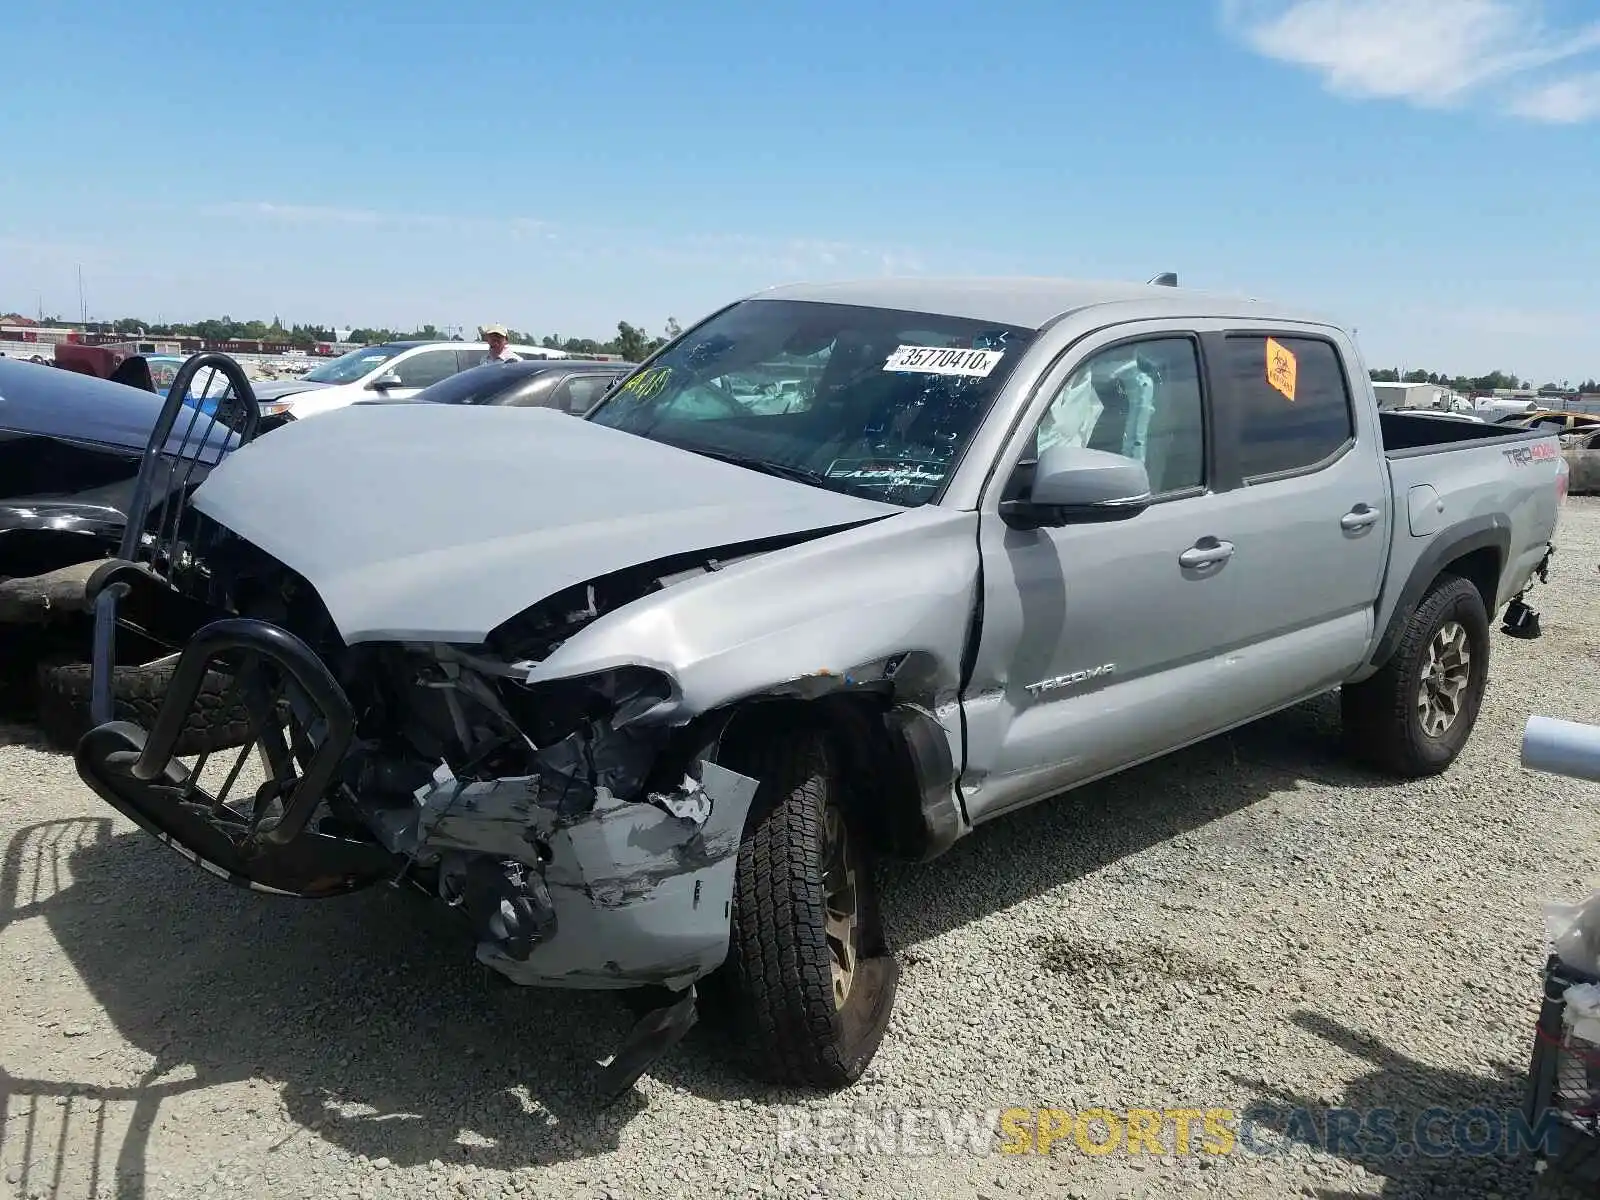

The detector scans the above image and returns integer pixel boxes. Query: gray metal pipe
[1522,715,1600,784]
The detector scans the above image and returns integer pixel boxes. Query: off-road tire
[34,658,252,758]
[703,726,899,1090]
[1341,572,1491,778]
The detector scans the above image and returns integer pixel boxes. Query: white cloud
[1508,71,1600,120]
[632,232,925,277]
[1427,303,1600,341]
[1356,301,1600,380]
[200,201,550,235]
[201,201,923,279]
[203,201,387,225]
[1224,0,1600,121]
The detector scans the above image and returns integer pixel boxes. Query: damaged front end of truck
[68,389,969,1097]
[73,518,800,1094]
[69,281,1027,1094]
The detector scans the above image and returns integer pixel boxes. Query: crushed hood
[190,403,902,644]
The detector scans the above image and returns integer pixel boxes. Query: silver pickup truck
[72,278,1569,1097]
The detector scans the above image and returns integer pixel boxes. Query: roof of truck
[748,277,1336,332]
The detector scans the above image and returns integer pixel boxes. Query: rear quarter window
[1222,335,1355,479]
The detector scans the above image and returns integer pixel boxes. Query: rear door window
[1220,335,1355,480]
[551,374,619,413]
[392,348,461,389]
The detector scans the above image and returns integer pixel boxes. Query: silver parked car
[357,358,633,413]
[73,277,1568,1097]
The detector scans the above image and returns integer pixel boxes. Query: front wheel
[704,726,899,1089]
[1341,572,1491,778]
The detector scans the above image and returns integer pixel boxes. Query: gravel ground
[3,499,1599,1200]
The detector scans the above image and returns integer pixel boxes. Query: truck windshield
[303,345,403,384]
[586,298,1036,507]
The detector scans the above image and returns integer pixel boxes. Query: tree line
[10,313,687,363]
[9,308,1598,384]
[1369,367,1600,394]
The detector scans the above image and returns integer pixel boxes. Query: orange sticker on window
[1266,338,1297,402]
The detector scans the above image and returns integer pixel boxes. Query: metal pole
[1522,716,1600,784]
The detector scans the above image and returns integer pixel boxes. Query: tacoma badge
[1025,664,1115,698]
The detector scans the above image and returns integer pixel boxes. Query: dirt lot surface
[3,499,1599,1200]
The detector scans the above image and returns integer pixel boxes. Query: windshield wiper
[686,447,834,487]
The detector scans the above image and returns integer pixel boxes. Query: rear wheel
[35,658,252,758]
[1341,573,1491,777]
[704,726,898,1089]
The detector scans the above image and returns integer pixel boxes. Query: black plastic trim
[884,703,963,861]
[1366,517,1511,670]
[1382,424,1552,461]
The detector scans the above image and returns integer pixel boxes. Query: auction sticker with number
[883,345,1005,378]
[825,458,946,488]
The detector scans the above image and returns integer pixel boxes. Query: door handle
[1341,504,1380,531]
[1179,538,1234,569]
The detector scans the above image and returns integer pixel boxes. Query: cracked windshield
[588,298,1036,506]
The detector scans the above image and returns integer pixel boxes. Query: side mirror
[1000,444,1153,530]
[370,372,403,389]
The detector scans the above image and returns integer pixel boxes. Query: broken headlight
[502,664,675,747]
[501,665,680,804]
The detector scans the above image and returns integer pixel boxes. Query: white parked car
[249,340,564,419]
[1391,408,1486,424]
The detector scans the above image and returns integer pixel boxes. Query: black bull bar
[73,352,392,897]
[74,614,397,898]
[72,611,708,1103]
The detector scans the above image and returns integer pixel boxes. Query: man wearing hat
[481,324,519,363]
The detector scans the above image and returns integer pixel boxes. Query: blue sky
[4,0,1598,380]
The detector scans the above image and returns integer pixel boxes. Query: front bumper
[398,761,760,990]
[72,614,760,992]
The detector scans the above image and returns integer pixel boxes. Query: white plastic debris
[1545,891,1600,976]
[651,775,713,825]
[1563,982,1600,1044]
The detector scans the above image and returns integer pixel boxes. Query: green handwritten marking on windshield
[621,366,672,399]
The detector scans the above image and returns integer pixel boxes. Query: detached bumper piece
[1503,545,1554,640]
[597,986,699,1104]
[74,617,396,898]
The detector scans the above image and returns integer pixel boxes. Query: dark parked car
[0,353,266,749]
[361,358,633,414]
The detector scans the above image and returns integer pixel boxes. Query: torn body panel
[510,504,980,756]
[74,604,766,992]
[482,504,982,860]
[368,759,760,989]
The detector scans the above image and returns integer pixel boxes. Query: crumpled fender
[521,504,980,737]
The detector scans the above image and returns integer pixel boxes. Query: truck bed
[1366,411,1564,673]
[1378,409,1539,456]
